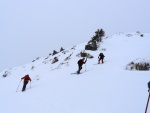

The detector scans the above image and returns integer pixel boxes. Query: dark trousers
[22,81,28,91]
[77,65,82,73]
[98,58,104,64]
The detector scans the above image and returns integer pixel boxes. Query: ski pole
[145,91,150,113]
[145,82,150,113]
[30,81,31,89]
[85,57,87,71]
[16,80,22,92]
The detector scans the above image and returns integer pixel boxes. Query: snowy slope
[0,32,150,113]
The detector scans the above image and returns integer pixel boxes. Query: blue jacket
[148,81,150,89]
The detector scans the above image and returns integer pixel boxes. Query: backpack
[78,59,83,65]
[99,53,103,56]
[24,75,29,81]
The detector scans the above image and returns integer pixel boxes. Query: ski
[71,72,82,74]
[93,63,99,65]
[71,73,78,74]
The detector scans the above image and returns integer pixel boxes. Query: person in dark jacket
[148,81,150,92]
[77,58,87,74]
[98,53,105,64]
[21,74,31,92]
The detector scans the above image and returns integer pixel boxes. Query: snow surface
[0,32,150,113]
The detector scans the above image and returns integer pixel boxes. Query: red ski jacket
[21,75,31,82]
[78,59,86,66]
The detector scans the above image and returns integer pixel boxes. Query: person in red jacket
[77,58,87,74]
[21,74,31,92]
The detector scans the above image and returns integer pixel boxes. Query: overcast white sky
[0,0,150,71]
